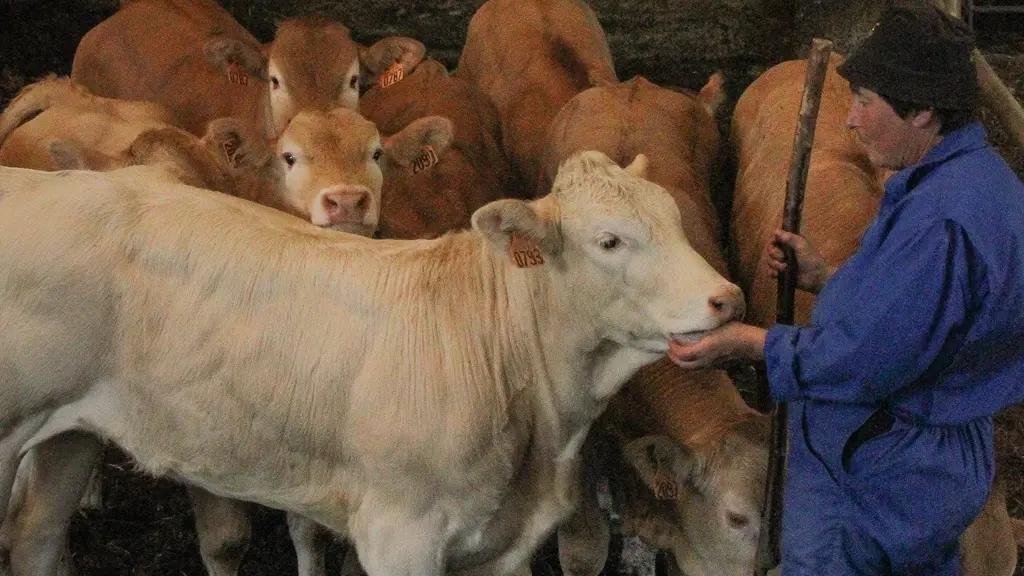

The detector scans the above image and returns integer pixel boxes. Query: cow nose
[315,186,371,226]
[709,284,746,322]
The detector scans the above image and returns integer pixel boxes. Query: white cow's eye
[282,152,296,167]
[372,148,383,163]
[271,76,280,90]
[598,234,621,251]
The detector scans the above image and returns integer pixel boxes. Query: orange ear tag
[509,234,545,268]
[226,63,250,86]
[411,145,439,174]
[653,468,679,500]
[378,61,405,88]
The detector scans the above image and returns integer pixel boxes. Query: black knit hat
[837,0,977,110]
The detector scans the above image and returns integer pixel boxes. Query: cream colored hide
[536,73,768,576]
[456,0,618,194]
[724,56,1017,576]
[0,150,741,576]
[71,0,425,139]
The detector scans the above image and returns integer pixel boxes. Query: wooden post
[974,50,1024,152]
[755,37,833,576]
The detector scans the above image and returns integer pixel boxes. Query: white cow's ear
[621,435,698,500]
[383,116,453,168]
[472,198,562,260]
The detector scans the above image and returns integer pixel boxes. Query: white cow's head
[473,150,743,354]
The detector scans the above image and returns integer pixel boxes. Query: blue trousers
[780,402,993,575]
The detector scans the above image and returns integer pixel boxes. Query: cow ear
[382,115,453,168]
[202,117,270,172]
[472,197,562,262]
[47,140,88,171]
[624,153,649,179]
[698,71,726,117]
[203,37,268,81]
[129,127,235,194]
[621,435,698,500]
[360,36,426,85]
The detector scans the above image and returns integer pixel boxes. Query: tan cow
[0,150,742,576]
[71,0,426,139]
[456,0,618,195]
[0,76,456,236]
[360,58,520,239]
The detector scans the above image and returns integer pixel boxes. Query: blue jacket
[765,120,1024,472]
[763,121,1024,572]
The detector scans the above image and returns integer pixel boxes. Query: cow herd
[0,1,1018,575]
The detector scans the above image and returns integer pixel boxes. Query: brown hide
[729,54,886,328]
[70,0,361,140]
[541,75,726,275]
[0,76,234,195]
[456,0,617,195]
[359,59,516,239]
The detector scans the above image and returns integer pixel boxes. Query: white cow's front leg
[189,487,251,576]
[8,431,101,576]
[287,512,327,576]
[352,501,446,576]
[0,414,49,528]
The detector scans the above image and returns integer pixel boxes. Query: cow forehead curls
[285,108,380,156]
[270,19,360,76]
[552,151,682,235]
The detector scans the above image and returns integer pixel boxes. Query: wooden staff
[974,49,1024,152]
[755,37,833,576]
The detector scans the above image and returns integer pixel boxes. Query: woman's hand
[765,229,835,295]
[668,321,766,370]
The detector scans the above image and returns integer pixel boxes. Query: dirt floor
[0,1,1023,575]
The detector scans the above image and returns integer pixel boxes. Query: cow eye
[372,148,383,163]
[349,75,359,89]
[598,234,621,251]
[282,152,296,167]
[271,76,280,90]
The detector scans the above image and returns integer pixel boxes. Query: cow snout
[709,284,745,322]
[312,186,376,236]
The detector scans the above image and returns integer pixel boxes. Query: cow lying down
[0,150,742,575]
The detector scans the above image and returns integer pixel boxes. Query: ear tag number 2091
[412,146,439,174]
[509,234,545,268]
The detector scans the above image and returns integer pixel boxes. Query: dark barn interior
[1,0,1023,574]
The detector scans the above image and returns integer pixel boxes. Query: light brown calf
[456,0,617,194]
[71,0,425,139]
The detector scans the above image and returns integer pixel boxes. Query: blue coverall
[764,122,1024,574]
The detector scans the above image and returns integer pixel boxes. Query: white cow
[0,150,742,576]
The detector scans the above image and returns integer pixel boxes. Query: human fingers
[668,339,711,369]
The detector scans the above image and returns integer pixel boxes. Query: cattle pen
[1,0,1023,574]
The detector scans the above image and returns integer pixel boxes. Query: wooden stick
[754,37,833,576]
[974,49,1024,152]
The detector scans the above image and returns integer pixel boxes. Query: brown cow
[728,54,886,328]
[456,0,618,195]
[71,0,426,139]
[360,58,519,239]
